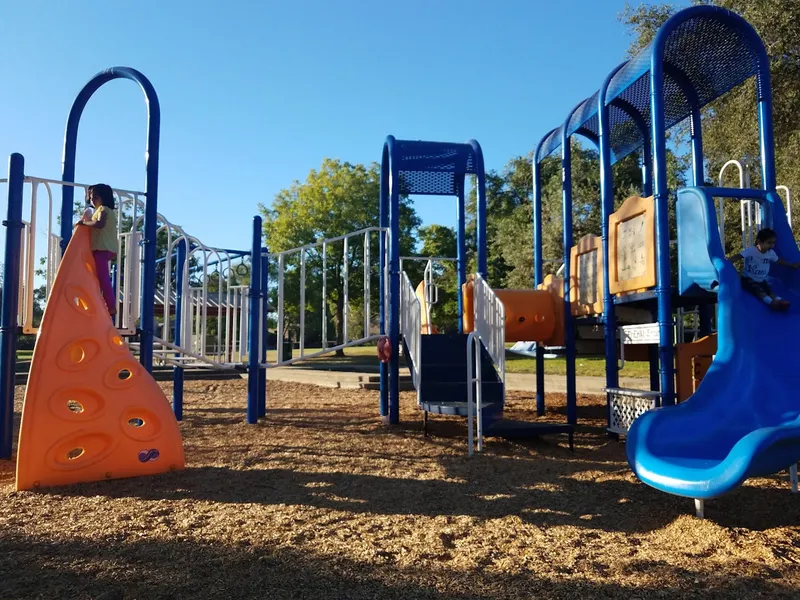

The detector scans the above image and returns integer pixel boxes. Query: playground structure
[529,4,799,515]
[0,67,392,488]
[0,5,797,514]
[378,137,574,448]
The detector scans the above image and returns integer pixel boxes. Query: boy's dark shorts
[741,275,772,297]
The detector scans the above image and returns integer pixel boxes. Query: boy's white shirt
[741,246,778,282]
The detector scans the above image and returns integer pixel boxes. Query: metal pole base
[694,498,704,519]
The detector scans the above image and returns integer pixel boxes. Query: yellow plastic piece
[415,280,437,334]
[608,195,656,295]
[570,233,604,316]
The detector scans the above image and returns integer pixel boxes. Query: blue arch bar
[60,67,161,375]
[380,136,487,425]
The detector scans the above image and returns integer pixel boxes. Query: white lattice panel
[607,388,659,435]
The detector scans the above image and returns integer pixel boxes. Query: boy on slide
[726,228,800,311]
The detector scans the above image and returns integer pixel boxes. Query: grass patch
[504,353,650,378]
[279,345,650,379]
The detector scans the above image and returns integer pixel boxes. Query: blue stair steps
[403,332,574,448]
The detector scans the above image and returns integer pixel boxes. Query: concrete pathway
[265,365,650,394]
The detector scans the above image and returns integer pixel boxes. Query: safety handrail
[466,330,484,456]
[718,159,746,243]
[777,185,792,231]
[400,271,422,403]
[271,227,388,365]
[473,273,505,400]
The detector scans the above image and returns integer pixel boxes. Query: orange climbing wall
[15,226,185,491]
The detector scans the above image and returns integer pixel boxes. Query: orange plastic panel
[415,280,437,334]
[462,277,557,343]
[462,277,475,333]
[570,233,603,316]
[496,289,555,342]
[608,195,656,295]
[675,333,717,402]
[536,274,565,347]
[15,226,185,491]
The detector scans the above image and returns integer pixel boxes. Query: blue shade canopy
[391,139,480,196]
[536,6,766,166]
[535,126,564,163]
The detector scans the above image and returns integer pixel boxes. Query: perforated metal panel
[393,140,479,196]
[567,92,600,141]
[607,101,646,162]
[397,170,457,196]
[601,10,762,164]
[536,126,564,162]
[608,389,659,435]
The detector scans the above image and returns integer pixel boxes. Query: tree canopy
[620,0,800,250]
[259,159,422,349]
[257,0,799,341]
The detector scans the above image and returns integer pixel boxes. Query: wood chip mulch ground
[1,379,799,599]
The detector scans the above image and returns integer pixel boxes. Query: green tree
[416,224,460,332]
[481,146,654,289]
[620,0,800,251]
[260,158,421,355]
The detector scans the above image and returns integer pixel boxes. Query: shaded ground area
[1,380,798,599]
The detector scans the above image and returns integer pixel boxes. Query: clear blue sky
[0,0,683,256]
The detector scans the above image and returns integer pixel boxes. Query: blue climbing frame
[0,67,164,458]
[60,67,162,376]
[532,5,778,417]
[379,136,487,425]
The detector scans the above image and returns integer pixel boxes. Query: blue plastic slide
[626,186,800,500]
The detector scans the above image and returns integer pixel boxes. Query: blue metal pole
[561,114,579,425]
[756,38,777,223]
[642,141,653,196]
[650,48,675,406]
[689,107,704,186]
[259,252,268,418]
[470,140,488,278]
[388,144,401,425]
[60,67,160,375]
[172,238,186,421]
[0,154,25,459]
[456,183,466,333]
[379,139,391,420]
[532,134,551,417]
[686,104,713,335]
[247,216,262,424]
[599,65,625,428]
[648,114,660,388]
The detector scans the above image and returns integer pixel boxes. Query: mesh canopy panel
[394,140,479,196]
[546,9,763,165]
[568,92,601,144]
[536,126,564,163]
[603,10,761,163]
[607,101,647,160]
